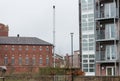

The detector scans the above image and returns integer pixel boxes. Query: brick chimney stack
[0,23,9,36]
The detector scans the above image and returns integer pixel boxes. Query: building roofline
[0,36,53,46]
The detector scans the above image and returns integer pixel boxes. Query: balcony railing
[96,51,106,61]
[96,30,105,40]
[96,11,117,19]
[96,51,117,62]
[96,4,118,19]
[96,30,117,41]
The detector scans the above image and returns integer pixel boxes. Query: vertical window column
[11,56,15,65]
[4,56,8,65]
[25,57,29,65]
[19,57,22,65]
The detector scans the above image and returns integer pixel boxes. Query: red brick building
[64,50,81,69]
[55,54,64,68]
[0,23,53,74]
[0,23,9,37]
[73,50,81,68]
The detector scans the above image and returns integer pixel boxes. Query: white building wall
[81,0,95,76]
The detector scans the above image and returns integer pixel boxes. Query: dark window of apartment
[89,69,94,72]
[19,45,22,51]
[82,35,88,38]
[19,57,22,65]
[46,56,49,65]
[46,46,49,51]
[40,46,42,51]
[4,57,8,65]
[88,14,94,18]
[12,45,15,51]
[89,55,94,58]
[83,64,88,68]
[33,46,36,51]
[32,57,36,65]
[89,64,94,68]
[82,14,87,18]
[26,46,29,51]
[83,55,88,58]
[83,69,88,72]
[25,57,29,65]
[89,47,94,51]
[11,57,15,65]
[83,60,88,63]
[5,45,8,50]
[39,57,42,64]
[89,60,94,63]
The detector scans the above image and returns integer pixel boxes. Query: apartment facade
[80,0,95,75]
[95,0,120,76]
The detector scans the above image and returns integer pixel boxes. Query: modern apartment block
[80,0,95,75]
[95,0,120,76]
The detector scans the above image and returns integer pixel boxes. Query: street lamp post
[70,33,74,81]
[53,5,56,68]
[53,5,56,81]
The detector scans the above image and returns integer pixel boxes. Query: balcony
[96,2,118,20]
[96,30,118,42]
[96,11,118,20]
[96,51,118,63]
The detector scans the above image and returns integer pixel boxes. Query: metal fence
[3,75,71,81]
[1,75,120,81]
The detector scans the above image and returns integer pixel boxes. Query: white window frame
[106,66,115,76]
[106,45,116,60]
[104,3,116,18]
[105,24,115,39]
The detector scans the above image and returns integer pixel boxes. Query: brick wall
[74,76,120,81]
[0,23,8,36]
[0,44,53,73]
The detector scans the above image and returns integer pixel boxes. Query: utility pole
[78,0,82,70]
[53,5,56,68]
[53,5,56,81]
[70,33,74,81]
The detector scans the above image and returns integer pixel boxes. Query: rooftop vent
[17,34,20,37]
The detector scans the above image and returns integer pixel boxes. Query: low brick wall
[4,75,120,81]
[74,76,120,81]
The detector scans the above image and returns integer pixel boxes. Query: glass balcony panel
[96,30,105,40]
[96,2,116,19]
[96,45,117,62]
[96,51,106,61]
[96,23,117,40]
[96,51,116,61]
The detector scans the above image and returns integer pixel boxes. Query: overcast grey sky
[0,0,79,56]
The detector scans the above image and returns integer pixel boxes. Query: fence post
[3,77,5,81]
[0,77,5,81]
